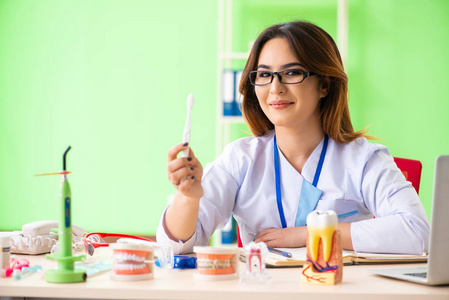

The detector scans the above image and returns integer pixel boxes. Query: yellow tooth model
[300,210,343,286]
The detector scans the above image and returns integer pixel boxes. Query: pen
[268,248,292,258]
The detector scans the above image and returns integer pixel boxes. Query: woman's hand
[255,227,307,248]
[165,143,204,242]
[255,224,354,250]
[167,143,204,201]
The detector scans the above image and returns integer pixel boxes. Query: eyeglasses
[82,232,155,256]
[249,68,318,86]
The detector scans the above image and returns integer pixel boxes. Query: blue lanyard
[274,134,329,228]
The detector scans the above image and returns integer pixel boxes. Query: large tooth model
[300,210,343,285]
[307,210,338,262]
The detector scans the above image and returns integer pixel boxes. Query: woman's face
[254,37,327,131]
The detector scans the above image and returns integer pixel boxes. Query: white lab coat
[157,130,430,255]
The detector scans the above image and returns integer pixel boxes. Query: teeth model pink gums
[110,243,154,281]
[193,246,239,280]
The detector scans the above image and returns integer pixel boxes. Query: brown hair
[240,21,368,143]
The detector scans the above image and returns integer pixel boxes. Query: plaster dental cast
[157,21,430,255]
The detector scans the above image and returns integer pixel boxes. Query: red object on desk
[237,225,243,248]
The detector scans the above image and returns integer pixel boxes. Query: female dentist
[157,21,430,255]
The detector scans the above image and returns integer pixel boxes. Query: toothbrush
[181,94,194,158]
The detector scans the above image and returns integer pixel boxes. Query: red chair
[236,157,423,247]
[393,157,422,195]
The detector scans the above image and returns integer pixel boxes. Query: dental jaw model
[300,210,343,285]
[193,246,239,280]
[110,242,154,281]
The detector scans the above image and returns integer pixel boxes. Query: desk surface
[1,252,449,300]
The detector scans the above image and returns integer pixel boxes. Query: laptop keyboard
[405,272,427,279]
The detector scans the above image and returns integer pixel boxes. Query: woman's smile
[269,100,294,110]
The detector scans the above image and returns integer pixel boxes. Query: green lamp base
[45,268,87,283]
[45,253,87,283]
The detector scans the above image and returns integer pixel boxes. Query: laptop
[370,155,449,285]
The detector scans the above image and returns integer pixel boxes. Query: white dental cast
[113,253,146,263]
[306,210,338,262]
[114,263,148,270]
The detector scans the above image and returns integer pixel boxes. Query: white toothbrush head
[187,93,194,111]
[182,94,194,157]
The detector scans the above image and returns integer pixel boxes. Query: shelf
[219,116,244,123]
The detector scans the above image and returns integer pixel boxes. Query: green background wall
[1,0,448,236]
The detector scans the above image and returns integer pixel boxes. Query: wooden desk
[1,252,448,300]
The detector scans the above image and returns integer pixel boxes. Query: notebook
[370,155,449,285]
[239,247,427,268]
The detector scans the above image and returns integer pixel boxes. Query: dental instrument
[43,146,87,283]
